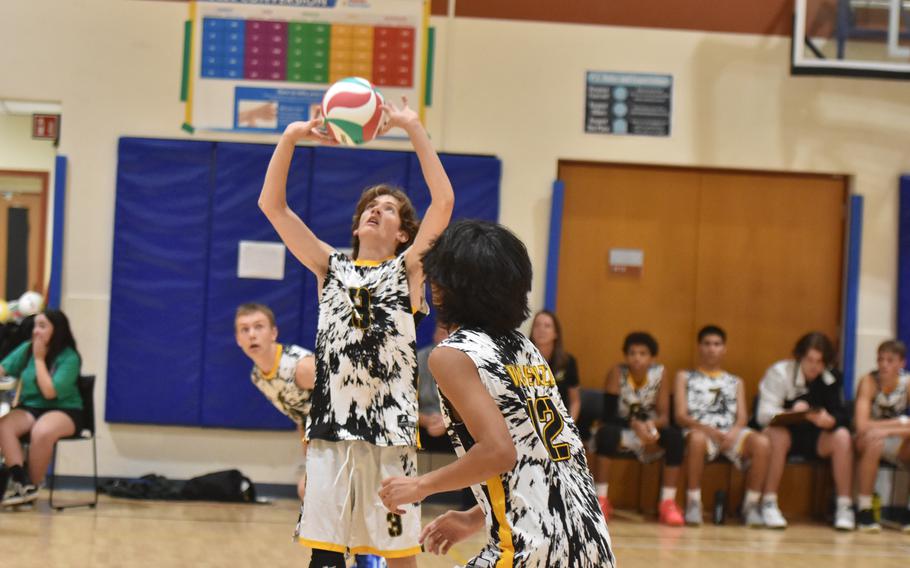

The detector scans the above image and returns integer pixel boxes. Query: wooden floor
[1,492,909,567]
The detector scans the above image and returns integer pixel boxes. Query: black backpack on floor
[180,469,256,503]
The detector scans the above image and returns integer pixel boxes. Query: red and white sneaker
[598,495,613,520]
[659,498,685,526]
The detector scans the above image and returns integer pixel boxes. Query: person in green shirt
[0,309,82,506]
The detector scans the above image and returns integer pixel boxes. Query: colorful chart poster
[585,72,672,137]
[185,0,427,136]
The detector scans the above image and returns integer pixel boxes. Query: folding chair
[47,374,98,510]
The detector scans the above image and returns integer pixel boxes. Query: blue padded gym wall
[107,138,500,429]
[899,176,910,354]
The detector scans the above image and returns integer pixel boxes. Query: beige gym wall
[0,0,907,483]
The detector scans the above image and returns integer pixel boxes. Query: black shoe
[2,482,38,506]
[896,508,910,533]
[856,508,881,533]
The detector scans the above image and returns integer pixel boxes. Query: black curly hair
[422,220,531,336]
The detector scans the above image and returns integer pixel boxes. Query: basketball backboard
[792,0,910,79]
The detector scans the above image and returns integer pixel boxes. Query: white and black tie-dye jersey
[306,252,418,447]
[684,369,741,431]
[618,363,663,423]
[250,344,313,426]
[439,328,614,568]
[871,370,910,419]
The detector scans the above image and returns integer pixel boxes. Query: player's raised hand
[379,475,426,515]
[379,95,419,135]
[419,509,482,555]
[282,109,336,144]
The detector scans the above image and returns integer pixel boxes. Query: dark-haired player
[379,220,613,567]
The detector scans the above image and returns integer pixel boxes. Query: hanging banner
[183,0,428,135]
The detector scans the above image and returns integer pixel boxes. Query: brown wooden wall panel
[455,0,797,36]
[693,171,846,400]
[557,162,846,405]
[556,162,701,391]
[431,0,448,16]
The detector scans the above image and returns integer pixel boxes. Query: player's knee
[750,432,770,456]
[832,427,851,448]
[595,425,622,456]
[767,427,791,450]
[686,430,707,450]
[309,549,346,568]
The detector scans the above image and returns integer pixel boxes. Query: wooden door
[694,170,845,398]
[556,163,701,390]
[557,162,845,397]
[0,172,48,299]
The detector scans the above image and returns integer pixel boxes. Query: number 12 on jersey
[525,396,571,461]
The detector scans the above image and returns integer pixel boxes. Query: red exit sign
[32,114,60,140]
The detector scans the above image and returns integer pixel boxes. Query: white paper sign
[237,241,286,280]
[609,248,644,275]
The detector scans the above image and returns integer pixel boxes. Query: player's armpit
[295,354,316,391]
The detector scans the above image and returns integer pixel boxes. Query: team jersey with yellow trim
[684,369,741,431]
[618,363,663,422]
[439,329,614,568]
[870,370,910,419]
[306,251,419,447]
[250,343,313,425]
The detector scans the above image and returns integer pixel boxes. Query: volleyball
[321,77,385,146]
[17,291,43,317]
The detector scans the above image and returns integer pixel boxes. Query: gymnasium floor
[1,493,908,568]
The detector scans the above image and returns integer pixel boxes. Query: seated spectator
[675,325,771,527]
[529,310,580,422]
[756,331,854,531]
[0,310,82,506]
[594,332,684,526]
[853,339,910,532]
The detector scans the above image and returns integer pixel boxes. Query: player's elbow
[258,197,277,216]
[492,439,517,473]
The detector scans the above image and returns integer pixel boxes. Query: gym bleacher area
[577,387,910,524]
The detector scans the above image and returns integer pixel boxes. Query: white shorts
[620,428,665,463]
[882,435,909,465]
[700,428,753,470]
[297,439,421,559]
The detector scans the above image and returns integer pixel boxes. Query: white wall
[0,113,56,173]
[0,113,58,295]
[1,1,907,482]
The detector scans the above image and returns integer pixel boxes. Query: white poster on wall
[238,241,286,280]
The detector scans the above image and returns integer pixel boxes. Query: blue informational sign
[585,71,672,137]
[233,86,325,132]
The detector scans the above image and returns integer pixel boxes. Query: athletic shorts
[620,428,665,463]
[297,439,421,559]
[700,428,753,470]
[18,406,83,432]
[786,422,822,459]
[882,435,908,465]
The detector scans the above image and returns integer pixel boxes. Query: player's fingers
[424,530,442,554]
[400,95,409,108]
[440,539,454,555]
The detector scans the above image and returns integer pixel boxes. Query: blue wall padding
[107,139,215,425]
[107,139,501,429]
[899,176,910,354]
[199,144,312,429]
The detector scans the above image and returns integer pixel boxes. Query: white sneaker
[834,503,855,531]
[743,502,764,527]
[2,482,38,506]
[685,501,703,526]
[761,501,788,529]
